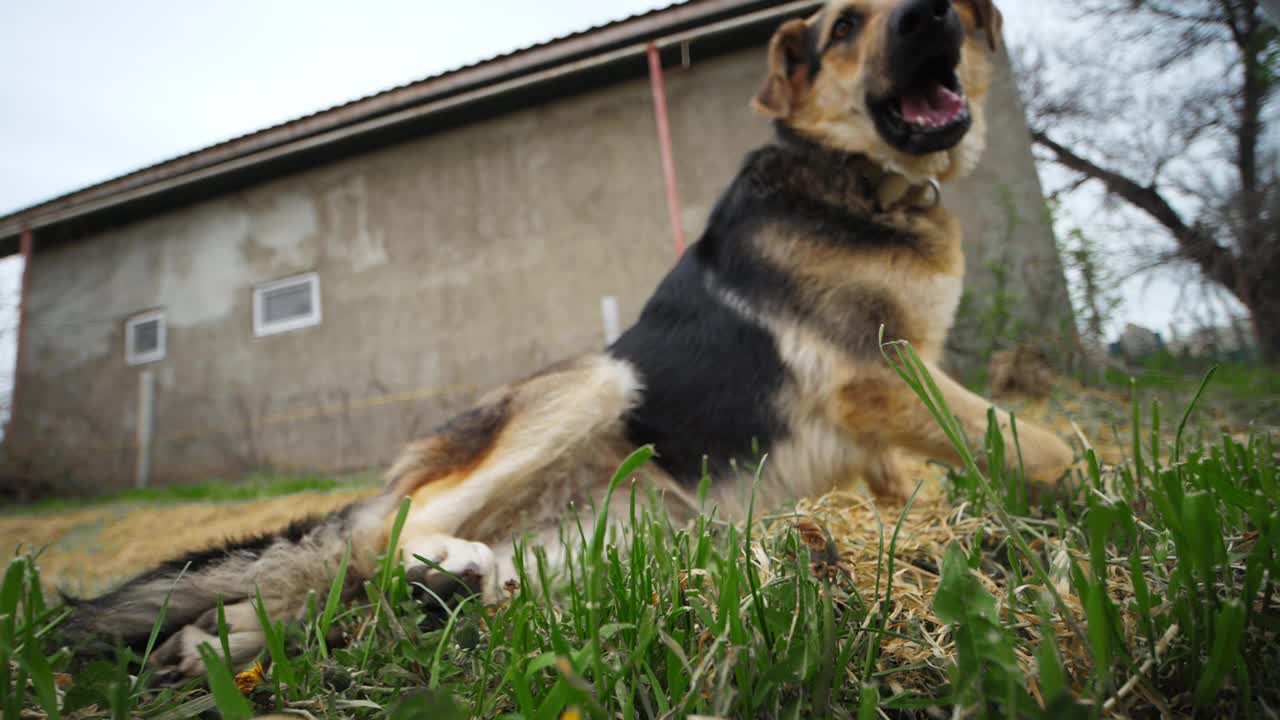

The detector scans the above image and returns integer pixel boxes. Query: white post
[136,369,154,488]
[601,296,622,345]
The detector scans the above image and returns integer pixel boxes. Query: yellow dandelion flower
[234,661,266,695]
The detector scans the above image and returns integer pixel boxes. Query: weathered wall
[10,43,1071,491]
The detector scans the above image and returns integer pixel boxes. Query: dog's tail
[60,493,395,658]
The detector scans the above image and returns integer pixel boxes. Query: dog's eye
[829,15,858,42]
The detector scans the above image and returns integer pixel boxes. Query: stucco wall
[10,44,1071,490]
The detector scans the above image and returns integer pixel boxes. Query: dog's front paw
[1012,427,1078,502]
[861,451,911,503]
[148,625,215,684]
[403,536,499,611]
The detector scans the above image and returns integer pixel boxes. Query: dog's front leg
[401,532,505,608]
[399,522,613,610]
[836,362,1074,495]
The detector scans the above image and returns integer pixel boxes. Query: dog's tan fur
[68,0,1073,679]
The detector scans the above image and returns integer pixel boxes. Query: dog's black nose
[891,0,956,42]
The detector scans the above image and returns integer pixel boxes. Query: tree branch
[1031,129,1242,296]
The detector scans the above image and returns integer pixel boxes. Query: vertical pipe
[8,227,33,437]
[647,42,687,256]
[601,295,622,344]
[136,369,154,488]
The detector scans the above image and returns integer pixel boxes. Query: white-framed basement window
[125,310,166,366]
[254,272,322,337]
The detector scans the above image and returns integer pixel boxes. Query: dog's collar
[857,162,942,213]
[771,124,943,213]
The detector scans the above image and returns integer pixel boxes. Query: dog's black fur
[608,139,913,483]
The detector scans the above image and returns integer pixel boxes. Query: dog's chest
[891,268,965,360]
[864,211,967,359]
[757,265,964,497]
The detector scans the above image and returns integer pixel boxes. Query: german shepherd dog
[64,0,1073,679]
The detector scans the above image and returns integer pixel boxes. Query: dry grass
[789,489,1088,699]
[0,488,374,597]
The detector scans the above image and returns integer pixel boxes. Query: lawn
[2,351,1277,718]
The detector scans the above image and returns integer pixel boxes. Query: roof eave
[0,0,820,250]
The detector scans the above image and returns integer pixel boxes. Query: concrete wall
[10,44,1072,491]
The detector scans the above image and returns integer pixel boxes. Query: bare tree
[1018,0,1279,362]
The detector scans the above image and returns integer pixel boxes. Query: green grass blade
[587,446,654,695]
[379,496,412,593]
[318,541,352,659]
[1195,599,1246,704]
[22,632,61,720]
[253,586,295,693]
[0,558,23,720]
[133,561,191,692]
[429,595,473,690]
[1174,366,1218,463]
[197,643,254,720]
[742,456,775,654]
[1131,378,1144,487]
[215,595,232,669]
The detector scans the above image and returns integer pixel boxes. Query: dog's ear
[751,19,812,118]
[957,0,1003,51]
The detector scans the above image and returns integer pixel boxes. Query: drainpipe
[646,42,687,257]
[8,227,32,438]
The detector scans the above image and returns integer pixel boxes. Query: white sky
[0,1,1199,385]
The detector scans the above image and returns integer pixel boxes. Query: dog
[63,0,1073,680]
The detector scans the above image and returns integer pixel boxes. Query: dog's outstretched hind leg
[148,600,264,683]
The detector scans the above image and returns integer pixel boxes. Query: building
[1111,323,1165,363]
[0,0,1074,491]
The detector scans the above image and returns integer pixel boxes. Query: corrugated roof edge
[0,0,790,241]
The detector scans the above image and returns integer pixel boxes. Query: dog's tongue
[900,83,965,127]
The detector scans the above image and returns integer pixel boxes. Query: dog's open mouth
[869,54,972,155]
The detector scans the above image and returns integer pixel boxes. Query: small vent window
[126,311,166,365]
[254,272,321,337]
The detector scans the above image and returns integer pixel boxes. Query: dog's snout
[891,0,957,41]
[885,0,964,90]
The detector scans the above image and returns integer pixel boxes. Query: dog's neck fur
[770,123,941,213]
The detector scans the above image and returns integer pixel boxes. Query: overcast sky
[0,1,1191,376]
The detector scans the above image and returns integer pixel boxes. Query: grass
[1101,351,1280,428]
[3,472,379,516]
[3,350,1279,718]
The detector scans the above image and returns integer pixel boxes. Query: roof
[0,0,821,254]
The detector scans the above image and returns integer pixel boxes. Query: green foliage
[1106,350,1280,395]
[934,542,1046,715]
[1059,225,1122,350]
[1102,350,1280,428]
